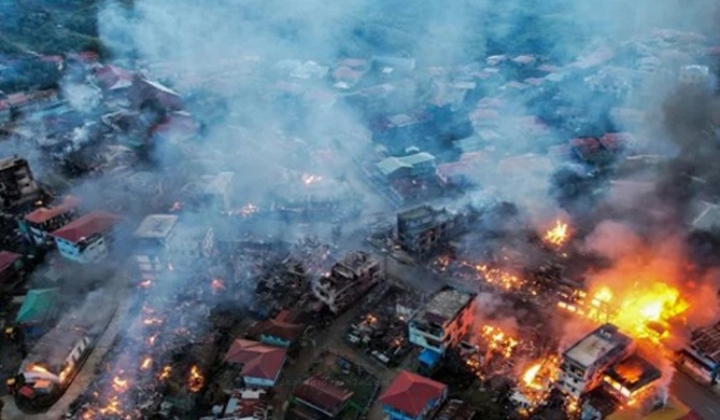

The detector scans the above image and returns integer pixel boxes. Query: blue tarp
[419,348,442,367]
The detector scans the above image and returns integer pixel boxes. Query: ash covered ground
[0,1,719,420]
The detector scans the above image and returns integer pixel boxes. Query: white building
[199,171,235,213]
[558,324,633,399]
[408,288,475,356]
[133,214,179,281]
[165,219,214,262]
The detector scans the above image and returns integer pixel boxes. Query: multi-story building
[132,214,179,281]
[19,196,80,247]
[51,211,120,263]
[678,321,720,385]
[397,205,466,257]
[558,324,633,400]
[313,251,382,314]
[164,218,214,265]
[0,156,41,210]
[408,288,475,359]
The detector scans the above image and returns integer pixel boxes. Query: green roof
[15,288,59,324]
[376,152,436,176]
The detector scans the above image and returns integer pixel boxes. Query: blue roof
[419,348,442,367]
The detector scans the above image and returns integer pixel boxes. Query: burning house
[19,195,80,247]
[51,211,121,264]
[10,289,117,408]
[558,324,634,400]
[0,156,41,211]
[408,288,476,365]
[132,214,179,282]
[601,354,664,409]
[313,251,382,314]
[397,205,467,258]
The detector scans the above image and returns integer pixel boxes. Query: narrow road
[672,370,720,420]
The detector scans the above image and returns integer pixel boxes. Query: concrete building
[379,370,447,420]
[313,251,383,314]
[164,218,214,264]
[678,321,720,385]
[408,288,475,360]
[0,156,41,210]
[397,205,465,257]
[376,152,437,180]
[132,214,179,281]
[20,196,80,247]
[51,211,120,263]
[558,324,633,400]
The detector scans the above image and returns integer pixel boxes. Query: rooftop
[379,370,447,417]
[293,376,354,415]
[688,321,720,364]
[51,211,120,244]
[202,171,235,194]
[376,152,436,177]
[564,324,632,369]
[605,354,661,393]
[415,288,474,325]
[224,338,287,380]
[24,196,80,225]
[0,250,21,274]
[133,214,179,239]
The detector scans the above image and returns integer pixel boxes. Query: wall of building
[244,376,276,388]
[56,236,108,263]
[260,335,291,348]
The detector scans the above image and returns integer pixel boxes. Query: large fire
[112,375,129,393]
[560,281,690,343]
[474,264,526,292]
[479,324,519,359]
[512,356,562,416]
[544,220,569,247]
[28,364,51,375]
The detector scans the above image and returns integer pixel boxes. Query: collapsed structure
[313,251,383,313]
[0,156,40,210]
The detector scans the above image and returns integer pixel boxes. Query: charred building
[558,324,634,400]
[397,205,467,258]
[0,156,41,211]
[133,214,179,281]
[408,288,475,360]
[678,322,720,385]
[313,251,382,314]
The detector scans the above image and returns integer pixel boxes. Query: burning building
[0,156,41,210]
[313,251,382,314]
[408,288,475,364]
[10,289,117,408]
[19,195,80,247]
[558,324,634,400]
[51,211,121,263]
[601,354,664,409]
[397,205,468,258]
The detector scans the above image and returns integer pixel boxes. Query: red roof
[51,211,120,243]
[261,319,305,342]
[7,92,31,107]
[599,132,634,152]
[224,339,286,380]
[293,376,354,414]
[0,251,21,274]
[379,370,447,417]
[0,100,9,111]
[25,196,80,225]
[333,66,364,82]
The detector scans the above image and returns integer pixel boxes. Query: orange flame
[158,365,172,381]
[29,364,51,374]
[99,396,123,416]
[188,365,204,392]
[148,334,158,346]
[143,317,164,326]
[112,376,129,393]
[544,220,569,247]
[140,357,152,371]
[475,264,525,291]
[479,325,519,358]
[138,279,152,288]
